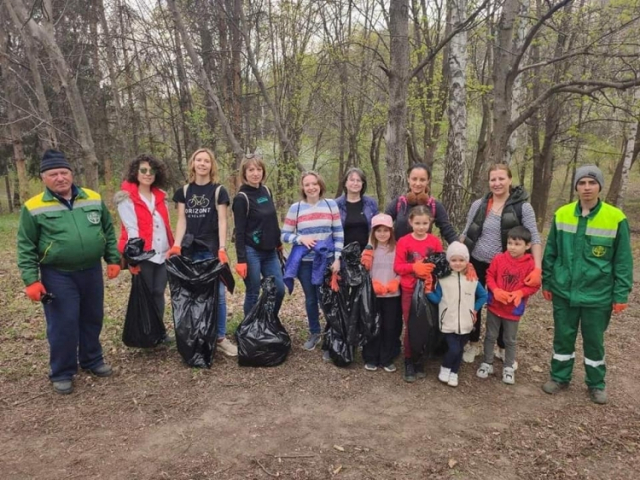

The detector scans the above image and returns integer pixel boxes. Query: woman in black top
[335,167,379,251]
[385,163,457,244]
[232,154,285,317]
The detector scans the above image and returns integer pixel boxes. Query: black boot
[404,359,416,383]
[415,360,426,379]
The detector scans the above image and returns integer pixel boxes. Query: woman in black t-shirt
[169,148,238,357]
[334,167,378,251]
[232,154,285,318]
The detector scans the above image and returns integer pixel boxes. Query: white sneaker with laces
[476,362,494,379]
[448,372,459,387]
[503,367,515,385]
[217,338,238,357]
[438,366,451,383]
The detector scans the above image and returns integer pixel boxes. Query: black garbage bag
[320,269,354,367]
[341,242,379,345]
[123,237,156,266]
[236,276,291,367]
[166,255,235,368]
[408,252,451,362]
[121,238,165,348]
[122,275,167,348]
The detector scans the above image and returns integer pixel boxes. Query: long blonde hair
[187,148,219,183]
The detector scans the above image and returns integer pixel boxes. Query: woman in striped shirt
[281,171,344,351]
[459,164,542,365]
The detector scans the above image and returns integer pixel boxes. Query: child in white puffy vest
[427,242,487,387]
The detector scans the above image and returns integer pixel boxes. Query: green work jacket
[17,186,120,286]
[542,200,633,306]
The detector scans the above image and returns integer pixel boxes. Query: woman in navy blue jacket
[335,167,378,251]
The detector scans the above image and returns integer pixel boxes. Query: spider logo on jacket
[501,271,520,291]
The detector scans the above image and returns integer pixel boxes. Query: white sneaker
[463,343,480,363]
[438,366,451,383]
[503,367,515,385]
[476,362,494,379]
[448,372,459,387]
[217,338,238,357]
[495,348,505,361]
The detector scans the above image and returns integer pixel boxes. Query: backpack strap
[183,184,189,199]
[238,191,250,217]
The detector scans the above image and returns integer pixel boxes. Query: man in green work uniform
[17,150,121,395]
[541,165,633,404]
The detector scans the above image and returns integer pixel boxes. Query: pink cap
[371,213,393,230]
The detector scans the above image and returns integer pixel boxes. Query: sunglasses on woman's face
[139,167,156,175]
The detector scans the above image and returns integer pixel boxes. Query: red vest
[117,181,174,253]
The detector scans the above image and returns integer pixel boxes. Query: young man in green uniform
[17,150,121,394]
[541,165,633,404]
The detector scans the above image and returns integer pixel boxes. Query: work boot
[52,379,73,395]
[542,380,569,395]
[403,359,416,383]
[414,361,426,379]
[589,388,608,405]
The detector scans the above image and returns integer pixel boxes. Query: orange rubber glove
[542,290,553,301]
[235,263,247,279]
[372,280,387,296]
[412,262,435,279]
[25,281,46,302]
[218,248,229,264]
[107,264,120,279]
[492,288,511,304]
[167,245,181,258]
[128,265,141,275]
[613,303,628,314]
[510,290,524,307]
[361,249,374,271]
[423,276,434,293]
[385,279,400,294]
[465,263,478,281]
[524,268,542,287]
[330,272,341,292]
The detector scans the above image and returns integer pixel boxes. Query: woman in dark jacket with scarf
[335,167,378,250]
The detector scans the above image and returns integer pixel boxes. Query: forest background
[1,0,639,231]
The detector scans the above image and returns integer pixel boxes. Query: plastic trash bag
[122,275,166,348]
[408,252,451,362]
[121,238,165,348]
[320,269,354,367]
[236,276,291,367]
[123,237,156,266]
[166,255,235,368]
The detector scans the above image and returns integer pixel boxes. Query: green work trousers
[550,296,612,389]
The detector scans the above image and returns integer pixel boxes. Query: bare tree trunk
[607,109,640,206]
[98,0,127,161]
[5,0,57,150]
[370,126,385,207]
[384,0,410,199]
[441,0,468,231]
[7,0,100,188]
[166,0,244,164]
[118,0,139,156]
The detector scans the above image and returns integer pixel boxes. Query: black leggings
[469,257,504,348]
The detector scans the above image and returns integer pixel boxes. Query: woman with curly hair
[115,154,174,341]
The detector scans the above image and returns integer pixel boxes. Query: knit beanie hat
[41,149,72,173]
[446,241,470,262]
[573,165,604,191]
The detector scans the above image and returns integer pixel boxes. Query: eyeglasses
[139,167,156,175]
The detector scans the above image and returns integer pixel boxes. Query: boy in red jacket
[476,226,540,384]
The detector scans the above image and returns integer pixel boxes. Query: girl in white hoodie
[427,242,487,387]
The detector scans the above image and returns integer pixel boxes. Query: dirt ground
[2,225,640,479]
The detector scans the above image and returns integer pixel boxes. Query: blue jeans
[243,246,285,318]
[297,261,321,334]
[40,264,105,381]
[443,333,470,373]
[190,250,227,339]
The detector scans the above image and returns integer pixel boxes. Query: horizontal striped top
[281,198,344,260]
[462,199,541,264]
